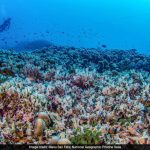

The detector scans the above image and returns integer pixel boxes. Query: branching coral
[22,65,43,82]
[102,86,122,97]
[44,71,56,81]
[0,68,15,76]
[47,85,65,97]
[71,75,94,89]
[0,91,39,143]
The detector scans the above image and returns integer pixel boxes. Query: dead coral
[44,71,56,81]
[102,86,122,97]
[71,75,94,89]
[0,91,39,143]
[22,65,43,82]
[0,68,15,76]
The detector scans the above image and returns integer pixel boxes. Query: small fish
[101,44,107,48]
[83,31,86,34]
[1,38,5,41]
[46,31,49,34]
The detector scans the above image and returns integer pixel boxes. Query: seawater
[0,0,150,54]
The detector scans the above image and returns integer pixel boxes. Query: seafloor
[0,45,150,144]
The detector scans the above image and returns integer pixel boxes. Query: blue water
[0,0,150,54]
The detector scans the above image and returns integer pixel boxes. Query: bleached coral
[0,46,150,144]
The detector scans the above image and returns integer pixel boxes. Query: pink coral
[0,91,37,143]
[102,86,121,96]
[71,75,94,89]
[48,86,65,97]
[54,86,65,96]
[44,71,55,81]
[22,65,43,81]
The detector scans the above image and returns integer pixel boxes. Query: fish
[102,44,107,48]
[0,18,11,33]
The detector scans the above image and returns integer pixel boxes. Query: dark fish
[1,38,5,41]
[0,18,11,33]
[101,44,107,48]
[83,31,86,34]
[41,33,45,37]
[33,32,37,35]
[46,31,49,34]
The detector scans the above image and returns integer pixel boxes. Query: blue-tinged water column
[0,0,150,54]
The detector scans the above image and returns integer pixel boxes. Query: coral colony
[0,45,150,144]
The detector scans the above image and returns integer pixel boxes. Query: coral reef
[71,75,94,89]
[0,45,150,144]
[70,127,102,144]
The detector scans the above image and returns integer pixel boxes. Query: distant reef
[0,45,150,80]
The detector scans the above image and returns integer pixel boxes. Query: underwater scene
[0,0,150,145]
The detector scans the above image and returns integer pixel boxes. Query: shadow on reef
[0,18,11,33]
[14,40,54,51]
